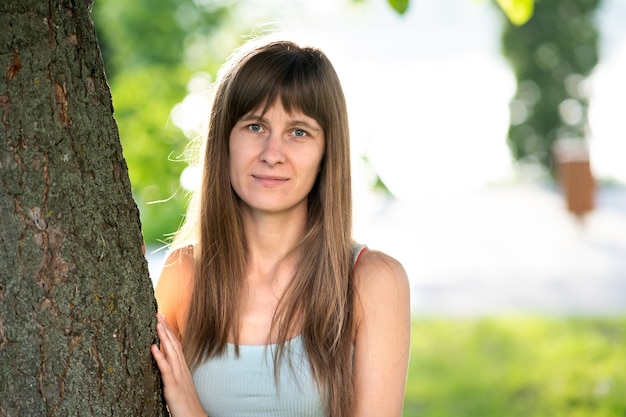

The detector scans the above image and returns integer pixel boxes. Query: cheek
[228,148,241,187]
[304,156,324,187]
[228,141,246,172]
[229,155,244,186]
[314,147,325,175]
[228,162,244,200]
[316,154,324,173]
[228,144,256,196]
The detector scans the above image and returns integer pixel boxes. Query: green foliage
[404,317,626,416]
[388,0,410,15]
[94,0,230,75]
[92,0,234,243]
[107,66,191,244]
[500,0,601,175]
[494,0,535,25]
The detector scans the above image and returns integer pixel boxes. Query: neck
[240,206,308,278]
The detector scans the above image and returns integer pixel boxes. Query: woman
[151,38,411,417]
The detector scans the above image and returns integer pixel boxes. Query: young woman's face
[229,100,325,217]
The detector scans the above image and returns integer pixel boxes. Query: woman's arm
[151,248,206,417]
[352,250,411,417]
[153,248,194,337]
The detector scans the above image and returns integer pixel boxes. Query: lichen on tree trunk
[0,1,167,415]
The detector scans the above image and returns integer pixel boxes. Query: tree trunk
[0,1,167,415]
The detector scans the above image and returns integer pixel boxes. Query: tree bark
[0,1,167,415]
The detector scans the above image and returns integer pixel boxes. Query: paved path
[147,184,626,316]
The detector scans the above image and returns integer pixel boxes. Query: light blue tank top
[193,335,324,416]
[192,243,367,416]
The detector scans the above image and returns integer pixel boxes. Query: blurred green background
[92,0,626,415]
[406,317,626,417]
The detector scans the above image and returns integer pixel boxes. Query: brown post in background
[554,139,595,220]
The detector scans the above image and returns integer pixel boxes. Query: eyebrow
[238,113,322,133]
[291,119,322,133]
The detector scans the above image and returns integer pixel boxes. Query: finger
[156,313,176,343]
[157,311,168,323]
[157,320,181,358]
[155,320,188,379]
[151,343,172,376]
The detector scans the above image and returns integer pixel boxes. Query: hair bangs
[227,43,329,129]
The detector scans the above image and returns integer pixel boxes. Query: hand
[151,313,206,417]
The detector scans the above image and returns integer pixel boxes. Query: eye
[292,129,307,137]
[248,123,262,133]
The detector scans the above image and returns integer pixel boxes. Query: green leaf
[495,0,534,25]
[388,0,409,15]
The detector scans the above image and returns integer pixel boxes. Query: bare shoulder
[353,249,410,323]
[156,246,195,291]
[161,246,194,275]
[154,246,195,337]
[353,249,409,294]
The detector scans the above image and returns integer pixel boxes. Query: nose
[260,131,285,166]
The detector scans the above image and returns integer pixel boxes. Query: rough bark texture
[0,1,167,415]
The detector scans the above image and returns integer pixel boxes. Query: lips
[252,174,289,187]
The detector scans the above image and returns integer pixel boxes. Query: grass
[403,316,626,417]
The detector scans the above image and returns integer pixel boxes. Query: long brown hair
[177,39,354,416]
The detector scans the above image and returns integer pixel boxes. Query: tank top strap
[351,242,367,269]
